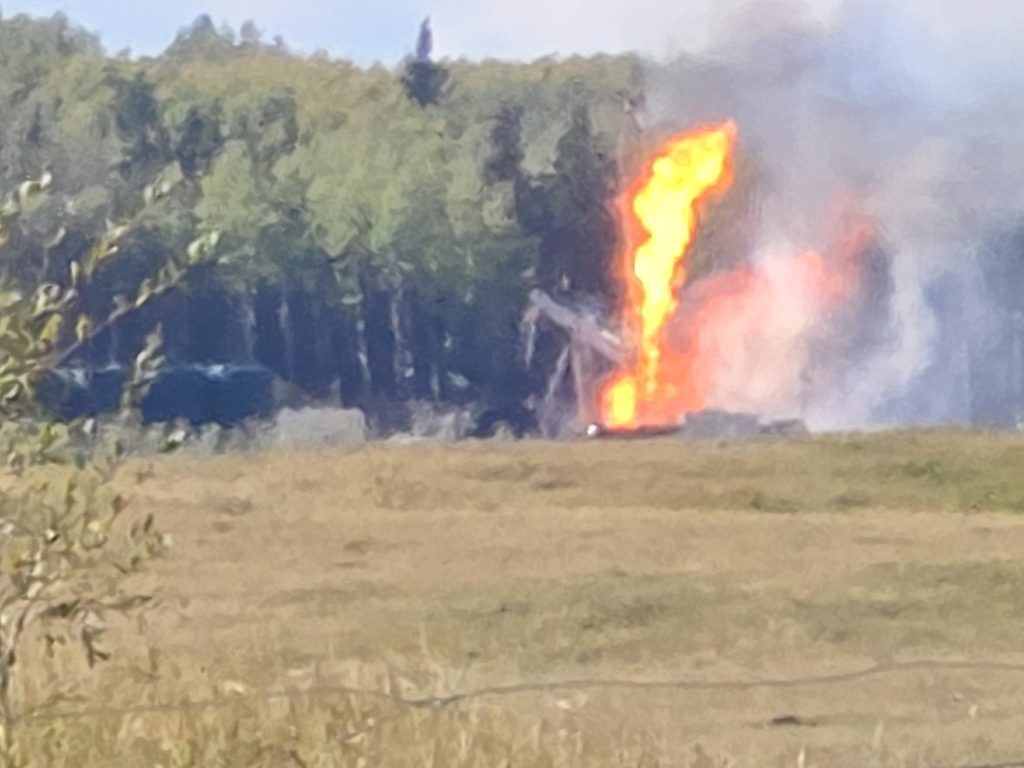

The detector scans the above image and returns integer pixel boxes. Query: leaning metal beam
[527,290,626,365]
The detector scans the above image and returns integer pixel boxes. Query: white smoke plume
[643,0,1024,429]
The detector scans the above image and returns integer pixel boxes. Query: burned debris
[522,288,623,436]
[521,288,809,440]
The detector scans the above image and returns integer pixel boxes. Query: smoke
[687,246,827,420]
[643,0,1024,429]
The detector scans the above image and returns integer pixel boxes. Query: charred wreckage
[520,288,808,441]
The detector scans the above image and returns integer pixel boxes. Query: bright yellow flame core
[601,122,736,428]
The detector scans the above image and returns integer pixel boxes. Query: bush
[0,177,216,762]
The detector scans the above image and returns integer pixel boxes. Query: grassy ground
[10,429,1024,766]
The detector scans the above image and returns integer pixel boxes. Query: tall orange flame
[600,122,736,428]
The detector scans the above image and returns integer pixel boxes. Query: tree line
[0,12,678,431]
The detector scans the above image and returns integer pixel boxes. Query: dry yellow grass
[8,429,1024,766]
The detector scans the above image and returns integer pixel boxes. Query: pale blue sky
[0,0,1020,76]
[0,0,848,64]
[2,0,427,63]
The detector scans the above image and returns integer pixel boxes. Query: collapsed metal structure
[521,288,811,440]
[522,289,626,435]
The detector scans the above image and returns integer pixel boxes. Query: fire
[601,122,736,428]
[598,123,876,430]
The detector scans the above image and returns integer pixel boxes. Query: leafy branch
[0,171,222,431]
[0,170,214,763]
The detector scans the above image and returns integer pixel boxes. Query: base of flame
[585,410,810,441]
[585,423,683,440]
[522,290,811,441]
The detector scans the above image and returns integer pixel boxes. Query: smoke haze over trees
[1,2,1022,432]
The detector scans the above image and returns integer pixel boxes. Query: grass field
[10,429,1024,766]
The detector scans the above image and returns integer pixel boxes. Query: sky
[3,0,1020,68]
[0,0,734,63]
[0,0,1021,108]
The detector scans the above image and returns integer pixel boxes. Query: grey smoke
[643,0,1024,429]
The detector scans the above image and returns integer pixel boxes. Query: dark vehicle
[139,365,275,426]
[37,364,275,427]
[36,366,126,421]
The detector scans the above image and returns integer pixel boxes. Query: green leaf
[37,314,63,347]
[74,315,92,343]
[0,291,23,310]
[340,293,363,307]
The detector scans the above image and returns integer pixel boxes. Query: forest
[0,12,672,435]
[0,10,1022,436]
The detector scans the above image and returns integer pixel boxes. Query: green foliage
[0,11,761,413]
[0,172,219,434]
[401,59,450,107]
[0,459,166,741]
[0,111,219,754]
